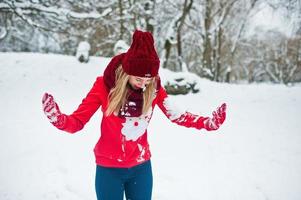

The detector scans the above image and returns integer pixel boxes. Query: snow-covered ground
[0,52,301,200]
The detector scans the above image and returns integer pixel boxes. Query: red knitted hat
[122,30,160,77]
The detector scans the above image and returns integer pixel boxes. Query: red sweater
[59,76,208,168]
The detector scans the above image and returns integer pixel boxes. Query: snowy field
[0,52,301,200]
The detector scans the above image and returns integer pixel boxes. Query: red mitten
[42,93,66,129]
[203,103,227,131]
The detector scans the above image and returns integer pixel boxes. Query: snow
[113,40,129,55]
[0,2,111,20]
[162,98,182,121]
[0,26,7,40]
[160,68,202,91]
[76,41,91,62]
[1,52,301,200]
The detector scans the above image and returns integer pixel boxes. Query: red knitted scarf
[103,54,157,117]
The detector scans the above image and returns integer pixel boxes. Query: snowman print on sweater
[121,106,153,141]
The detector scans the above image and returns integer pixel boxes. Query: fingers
[211,103,227,126]
[43,95,55,112]
[212,112,222,127]
[42,93,52,104]
[42,93,61,115]
[219,103,227,113]
[43,103,61,123]
[204,118,218,131]
[217,103,226,114]
[42,93,53,107]
[42,93,48,104]
[42,93,64,127]
[217,103,226,117]
[206,103,227,131]
[217,103,226,125]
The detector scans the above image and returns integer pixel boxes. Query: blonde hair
[105,65,157,116]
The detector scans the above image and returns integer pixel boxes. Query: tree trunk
[176,0,193,71]
[163,39,172,69]
[118,0,125,39]
[202,0,213,78]
[214,26,223,82]
[145,0,155,34]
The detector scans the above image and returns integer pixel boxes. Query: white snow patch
[0,52,301,200]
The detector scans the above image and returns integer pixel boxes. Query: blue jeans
[95,160,153,200]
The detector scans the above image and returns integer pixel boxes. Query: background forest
[0,0,300,84]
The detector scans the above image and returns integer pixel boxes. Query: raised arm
[42,77,104,133]
[156,87,226,131]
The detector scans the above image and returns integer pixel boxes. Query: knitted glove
[42,93,66,129]
[203,103,227,131]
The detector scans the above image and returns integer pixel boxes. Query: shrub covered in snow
[113,40,129,55]
[76,41,90,63]
[164,78,200,95]
[160,68,201,95]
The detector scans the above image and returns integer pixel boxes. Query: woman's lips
[134,84,142,89]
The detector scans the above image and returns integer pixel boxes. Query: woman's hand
[42,93,66,129]
[204,103,227,131]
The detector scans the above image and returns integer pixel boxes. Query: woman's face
[128,75,152,90]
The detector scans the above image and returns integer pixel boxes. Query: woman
[42,30,227,200]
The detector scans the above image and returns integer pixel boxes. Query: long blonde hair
[105,65,157,116]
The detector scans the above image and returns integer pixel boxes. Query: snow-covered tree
[0,0,112,54]
[0,0,300,84]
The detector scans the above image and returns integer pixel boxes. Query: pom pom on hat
[122,30,160,77]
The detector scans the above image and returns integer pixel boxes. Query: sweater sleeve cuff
[58,114,84,133]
